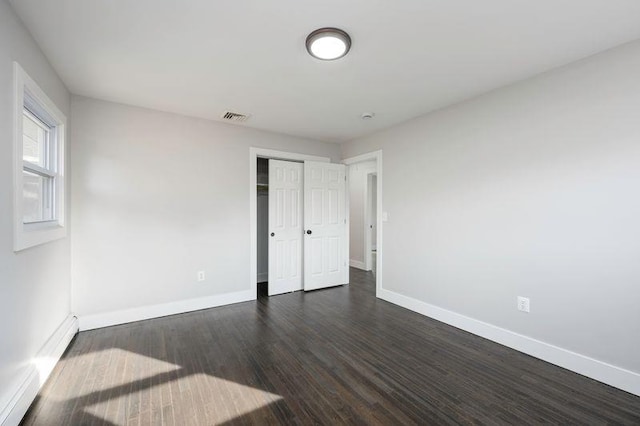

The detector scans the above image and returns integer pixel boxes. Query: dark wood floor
[22,268,640,425]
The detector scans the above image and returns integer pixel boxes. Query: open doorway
[344,150,383,296]
[347,161,376,272]
[256,157,269,297]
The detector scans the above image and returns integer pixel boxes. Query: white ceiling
[10,0,640,143]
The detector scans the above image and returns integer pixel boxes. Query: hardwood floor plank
[20,268,640,425]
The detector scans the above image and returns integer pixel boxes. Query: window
[13,62,67,251]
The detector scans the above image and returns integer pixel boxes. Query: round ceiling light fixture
[306,28,351,60]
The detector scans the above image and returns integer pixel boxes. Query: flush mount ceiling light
[306,28,351,60]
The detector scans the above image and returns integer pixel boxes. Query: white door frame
[343,150,383,297]
[250,148,330,298]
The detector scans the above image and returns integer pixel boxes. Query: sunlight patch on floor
[49,348,180,402]
[82,373,283,425]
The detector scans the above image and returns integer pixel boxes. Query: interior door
[268,159,303,296]
[365,173,377,271]
[303,161,348,291]
[371,174,377,251]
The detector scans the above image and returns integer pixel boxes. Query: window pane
[23,110,48,167]
[23,170,52,223]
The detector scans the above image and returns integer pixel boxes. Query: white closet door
[268,160,303,296]
[303,161,348,291]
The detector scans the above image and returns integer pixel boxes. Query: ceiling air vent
[221,111,250,122]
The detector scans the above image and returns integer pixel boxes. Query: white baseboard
[257,272,268,283]
[349,259,367,270]
[378,288,640,397]
[79,289,255,331]
[0,314,78,426]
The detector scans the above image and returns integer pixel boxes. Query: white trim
[378,288,640,397]
[343,150,383,297]
[79,289,254,331]
[13,62,67,252]
[349,259,366,270]
[249,147,331,300]
[257,272,268,283]
[342,151,379,165]
[252,148,330,163]
[0,315,78,426]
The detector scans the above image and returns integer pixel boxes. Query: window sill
[14,222,67,252]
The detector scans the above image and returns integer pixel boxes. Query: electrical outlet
[517,296,530,313]
[197,271,205,282]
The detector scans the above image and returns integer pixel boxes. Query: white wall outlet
[382,211,389,222]
[517,296,530,313]
[197,271,205,282]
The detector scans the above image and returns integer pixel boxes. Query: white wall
[71,96,340,325]
[348,161,376,267]
[0,0,72,419]
[342,40,640,378]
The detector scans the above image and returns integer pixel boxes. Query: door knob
[270,232,275,237]
[306,230,312,235]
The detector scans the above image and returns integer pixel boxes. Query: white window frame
[13,62,67,251]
